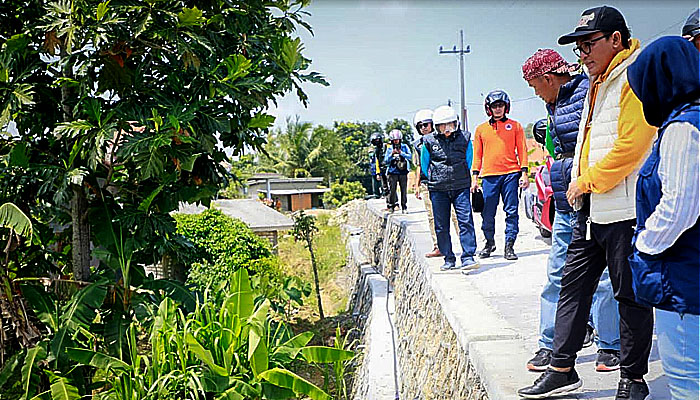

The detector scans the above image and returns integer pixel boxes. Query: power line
[643,17,687,43]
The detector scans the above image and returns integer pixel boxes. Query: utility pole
[439,30,471,131]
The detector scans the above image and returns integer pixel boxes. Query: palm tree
[264,117,350,181]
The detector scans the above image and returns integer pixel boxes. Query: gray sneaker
[459,258,480,272]
[440,262,458,271]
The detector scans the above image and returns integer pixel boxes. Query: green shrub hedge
[174,208,272,288]
[322,180,366,208]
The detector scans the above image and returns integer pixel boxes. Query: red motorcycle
[531,156,555,238]
[524,119,554,238]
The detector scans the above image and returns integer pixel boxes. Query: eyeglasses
[573,33,612,57]
[417,122,432,129]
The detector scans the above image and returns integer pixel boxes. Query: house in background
[243,173,330,211]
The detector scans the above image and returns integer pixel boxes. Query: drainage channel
[348,226,401,400]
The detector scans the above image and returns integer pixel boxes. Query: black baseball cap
[558,6,628,45]
[682,9,700,38]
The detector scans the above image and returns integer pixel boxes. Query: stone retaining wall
[342,200,488,400]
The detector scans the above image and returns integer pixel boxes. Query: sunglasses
[417,122,432,129]
[573,33,612,57]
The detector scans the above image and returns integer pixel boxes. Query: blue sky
[270,0,697,134]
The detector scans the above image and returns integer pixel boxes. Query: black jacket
[421,130,472,192]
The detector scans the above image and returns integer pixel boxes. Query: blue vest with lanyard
[629,103,700,315]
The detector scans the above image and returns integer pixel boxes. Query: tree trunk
[71,186,91,280]
[307,239,324,319]
[61,47,90,280]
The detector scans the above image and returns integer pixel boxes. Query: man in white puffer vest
[519,6,657,400]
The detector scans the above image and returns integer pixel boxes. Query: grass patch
[279,209,359,398]
[278,210,350,321]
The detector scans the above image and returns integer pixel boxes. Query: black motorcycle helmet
[484,89,511,116]
[682,9,700,39]
[533,118,548,146]
[370,132,384,146]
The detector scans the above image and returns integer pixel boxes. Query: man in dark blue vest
[522,48,620,373]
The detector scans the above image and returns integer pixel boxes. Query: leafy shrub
[7,270,352,400]
[174,209,311,315]
[174,209,273,289]
[322,181,367,208]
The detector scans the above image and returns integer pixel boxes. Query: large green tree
[333,120,381,179]
[0,0,326,279]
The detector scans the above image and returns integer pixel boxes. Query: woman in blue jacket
[628,36,700,400]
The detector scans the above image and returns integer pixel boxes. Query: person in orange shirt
[470,90,529,260]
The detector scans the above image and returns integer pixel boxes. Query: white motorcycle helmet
[432,105,460,135]
[388,129,403,141]
[413,109,433,135]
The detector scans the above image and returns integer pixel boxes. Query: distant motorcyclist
[383,129,411,213]
[369,132,390,206]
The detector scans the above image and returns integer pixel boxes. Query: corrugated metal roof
[176,199,294,231]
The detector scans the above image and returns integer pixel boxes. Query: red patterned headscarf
[522,49,579,81]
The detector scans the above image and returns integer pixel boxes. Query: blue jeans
[430,188,477,265]
[656,309,700,400]
[481,172,519,243]
[538,211,620,351]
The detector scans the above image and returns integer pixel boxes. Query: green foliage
[333,121,382,179]
[291,211,324,319]
[330,326,358,400]
[262,117,350,181]
[0,0,327,280]
[278,212,347,319]
[332,118,411,181]
[5,268,352,400]
[174,208,273,290]
[291,211,318,252]
[322,181,366,208]
[175,208,310,316]
[383,118,412,138]
[0,203,32,239]
[0,202,42,369]
[218,155,257,199]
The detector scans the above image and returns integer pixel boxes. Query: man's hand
[414,185,422,199]
[566,181,584,206]
[392,147,399,154]
[471,178,479,193]
[519,172,530,189]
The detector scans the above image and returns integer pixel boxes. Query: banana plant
[61,268,354,400]
[0,202,41,365]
